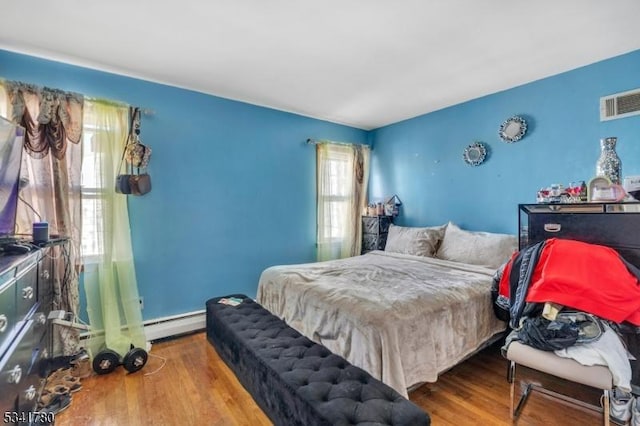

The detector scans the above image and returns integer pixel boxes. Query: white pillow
[385,224,446,257]
[436,222,517,269]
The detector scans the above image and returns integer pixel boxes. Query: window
[80,102,128,263]
[317,147,352,243]
[80,127,104,260]
[316,143,369,261]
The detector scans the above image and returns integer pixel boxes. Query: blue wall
[0,49,368,320]
[3,48,640,320]
[369,49,640,234]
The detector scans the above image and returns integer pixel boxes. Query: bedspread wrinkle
[257,250,506,397]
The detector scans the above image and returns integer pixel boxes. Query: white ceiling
[2,1,640,130]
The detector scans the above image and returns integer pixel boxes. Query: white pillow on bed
[384,224,445,257]
[436,222,517,269]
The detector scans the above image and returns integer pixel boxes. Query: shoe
[46,368,82,393]
[610,388,633,424]
[39,392,72,416]
[631,396,640,426]
[38,386,70,409]
[70,351,92,379]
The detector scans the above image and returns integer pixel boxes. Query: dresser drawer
[528,213,640,248]
[0,277,17,354]
[363,233,387,251]
[363,233,377,251]
[0,320,35,415]
[362,216,392,234]
[37,253,53,313]
[16,329,45,417]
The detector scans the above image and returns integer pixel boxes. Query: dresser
[362,215,393,254]
[519,202,640,393]
[0,246,55,424]
[519,202,640,265]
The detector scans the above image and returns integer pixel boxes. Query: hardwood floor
[56,332,604,425]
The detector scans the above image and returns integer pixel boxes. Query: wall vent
[600,88,640,121]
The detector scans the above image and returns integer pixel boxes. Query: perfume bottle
[579,181,587,202]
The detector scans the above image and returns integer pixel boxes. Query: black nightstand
[362,215,393,254]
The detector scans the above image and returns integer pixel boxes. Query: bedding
[384,224,445,257]
[436,222,518,269]
[256,250,507,398]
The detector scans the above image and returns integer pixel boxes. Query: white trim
[142,310,206,341]
[78,309,206,342]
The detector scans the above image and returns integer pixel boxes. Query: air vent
[600,88,640,121]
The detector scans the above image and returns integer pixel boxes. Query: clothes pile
[493,238,640,424]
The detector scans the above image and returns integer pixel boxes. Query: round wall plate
[499,115,527,143]
[463,142,487,166]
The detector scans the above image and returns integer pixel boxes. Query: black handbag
[116,107,152,196]
[115,174,132,194]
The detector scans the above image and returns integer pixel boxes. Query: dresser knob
[22,286,34,300]
[8,365,22,384]
[24,385,36,400]
[0,314,7,332]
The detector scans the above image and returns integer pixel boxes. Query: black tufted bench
[206,294,431,426]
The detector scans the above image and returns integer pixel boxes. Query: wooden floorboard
[55,332,604,426]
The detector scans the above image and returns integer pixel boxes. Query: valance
[4,80,83,160]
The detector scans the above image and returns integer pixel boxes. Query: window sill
[78,255,102,272]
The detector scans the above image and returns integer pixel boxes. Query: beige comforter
[256,250,506,398]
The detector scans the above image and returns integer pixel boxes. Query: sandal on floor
[39,392,72,416]
[46,368,82,393]
[38,389,55,409]
[70,354,93,379]
[38,386,69,409]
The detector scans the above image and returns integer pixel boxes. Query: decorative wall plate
[463,142,487,166]
[499,115,527,143]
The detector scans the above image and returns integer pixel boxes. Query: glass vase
[596,137,621,184]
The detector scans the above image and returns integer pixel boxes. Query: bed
[256,222,515,397]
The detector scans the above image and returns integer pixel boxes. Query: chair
[506,341,613,426]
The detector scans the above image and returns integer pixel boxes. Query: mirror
[463,142,487,166]
[499,116,527,143]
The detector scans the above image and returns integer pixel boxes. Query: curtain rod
[0,79,154,116]
[306,138,371,150]
[86,97,155,116]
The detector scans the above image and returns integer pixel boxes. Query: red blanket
[499,238,640,324]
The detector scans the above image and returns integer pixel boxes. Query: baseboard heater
[78,309,206,342]
[143,309,206,341]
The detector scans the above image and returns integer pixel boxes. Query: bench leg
[602,389,610,426]
[513,383,534,419]
[509,361,532,420]
[508,360,612,425]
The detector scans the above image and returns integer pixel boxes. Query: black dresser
[362,215,393,254]
[519,202,640,266]
[520,202,640,393]
[0,246,55,424]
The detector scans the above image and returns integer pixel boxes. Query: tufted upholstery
[206,295,430,426]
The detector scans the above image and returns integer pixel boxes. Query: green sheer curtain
[316,142,370,261]
[81,100,147,357]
